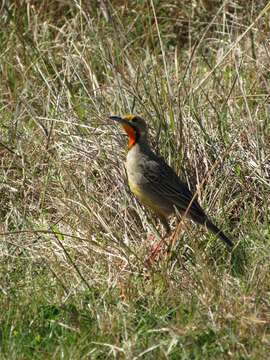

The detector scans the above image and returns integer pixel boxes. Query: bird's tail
[205,219,233,250]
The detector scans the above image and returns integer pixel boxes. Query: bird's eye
[132,117,137,123]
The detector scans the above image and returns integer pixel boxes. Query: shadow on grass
[230,240,249,277]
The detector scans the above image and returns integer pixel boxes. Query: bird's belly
[128,178,173,217]
[128,180,148,203]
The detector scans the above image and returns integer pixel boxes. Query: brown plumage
[110,114,233,250]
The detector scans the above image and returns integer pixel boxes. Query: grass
[1,0,270,358]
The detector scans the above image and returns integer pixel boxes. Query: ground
[0,1,270,359]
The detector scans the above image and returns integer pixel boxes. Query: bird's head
[109,114,148,149]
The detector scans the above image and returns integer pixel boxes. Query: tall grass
[0,1,270,358]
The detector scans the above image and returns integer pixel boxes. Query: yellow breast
[128,180,145,202]
[128,180,167,217]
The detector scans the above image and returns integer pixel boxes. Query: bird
[109,114,233,250]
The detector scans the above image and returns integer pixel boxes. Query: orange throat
[123,124,136,149]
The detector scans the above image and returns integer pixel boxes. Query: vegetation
[1,1,270,358]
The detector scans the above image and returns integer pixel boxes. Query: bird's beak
[109,115,130,126]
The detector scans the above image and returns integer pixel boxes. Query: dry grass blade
[0,1,269,358]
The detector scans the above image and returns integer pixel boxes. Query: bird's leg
[145,216,171,266]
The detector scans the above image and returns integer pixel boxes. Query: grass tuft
[1,1,270,358]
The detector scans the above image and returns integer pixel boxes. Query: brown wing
[141,155,207,223]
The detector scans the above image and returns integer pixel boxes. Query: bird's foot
[144,236,169,267]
